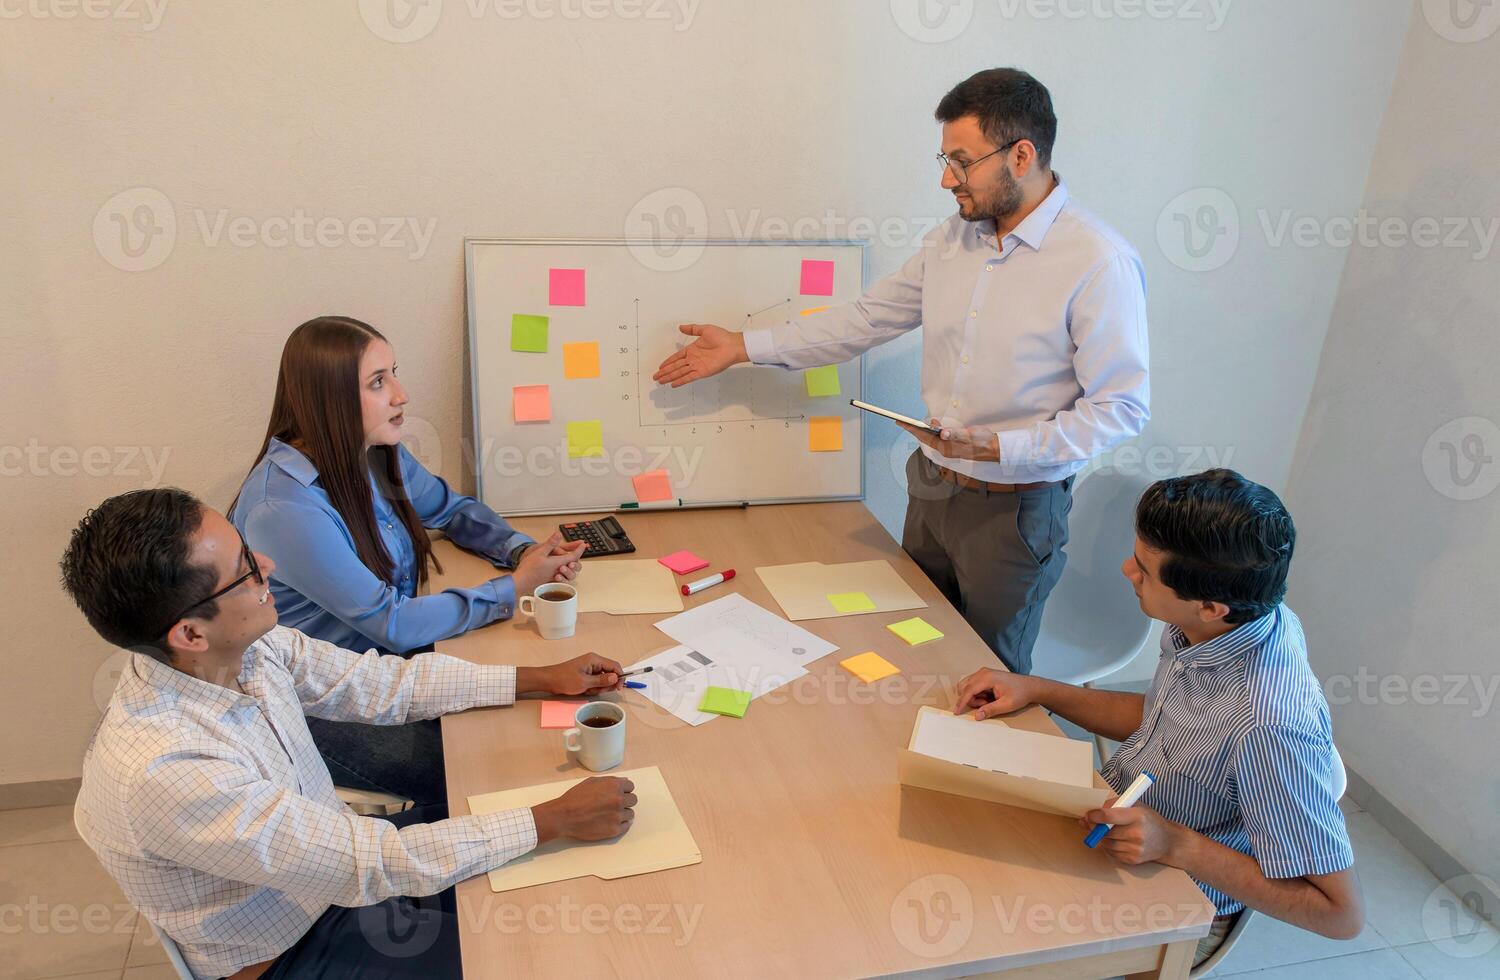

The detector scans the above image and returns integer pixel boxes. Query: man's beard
[957,166,1025,224]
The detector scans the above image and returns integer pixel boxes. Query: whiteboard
[465,239,867,515]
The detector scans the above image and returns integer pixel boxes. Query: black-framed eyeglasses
[160,536,263,637]
[937,138,1024,185]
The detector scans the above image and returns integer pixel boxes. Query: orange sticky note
[809,416,843,452]
[563,342,600,379]
[539,700,586,729]
[840,652,901,684]
[513,385,551,423]
[633,470,674,503]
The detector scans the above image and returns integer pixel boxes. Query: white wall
[0,0,1410,784]
[1283,1,1500,887]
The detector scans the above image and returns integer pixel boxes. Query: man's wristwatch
[508,542,534,568]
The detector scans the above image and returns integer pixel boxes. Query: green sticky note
[804,365,841,398]
[511,314,549,353]
[699,686,752,718]
[886,616,944,646]
[828,591,876,613]
[566,420,604,458]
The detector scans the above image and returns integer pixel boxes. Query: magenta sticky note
[539,700,586,729]
[658,551,709,575]
[800,259,835,297]
[549,268,586,306]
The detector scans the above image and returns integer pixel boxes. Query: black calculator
[559,516,636,558]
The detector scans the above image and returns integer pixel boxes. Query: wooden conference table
[434,501,1213,978]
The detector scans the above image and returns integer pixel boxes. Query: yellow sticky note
[887,617,944,646]
[566,420,604,458]
[563,341,600,379]
[800,306,830,316]
[804,366,841,398]
[809,416,843,452]
[827,591,876,613]
[841,652,901,684]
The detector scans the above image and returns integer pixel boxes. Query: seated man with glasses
[954,470,1362,968]
[63,488,636,980]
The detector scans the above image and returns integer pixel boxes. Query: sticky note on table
[633,469,674,503]
[539,700,586,729]
[511,314,549,353]
[887,617,944,646]
[512,385,552,423]
[804,366,841,398]
[809,416,843,452]
[840,652,901,684]
[549,268,585,306]
[800,306,830,317]
[699,686,752,718]
[563,342,600,379]
[800,259,835,296]
[827,591,876,614]
[658,550,709,575]
[566,420,604,458]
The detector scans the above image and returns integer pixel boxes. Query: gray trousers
[901,451,1073,675]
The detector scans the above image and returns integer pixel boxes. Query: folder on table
[468,766,701,893]
[755,559,928,621]
[576,560,684,615]
[897,706,1111,818]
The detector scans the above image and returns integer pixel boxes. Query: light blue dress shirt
[231,438,533,654]
[744,179,1150,485]
[1100,605,1354,915]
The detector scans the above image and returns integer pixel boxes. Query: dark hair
[935,68,1057,168]
[233,316,438,587]
[60,488,219,661]
[1135,469,1295,625]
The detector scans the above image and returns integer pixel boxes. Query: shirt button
[969,311,977,318]
[962,355,970,364]
[951,400,958,408]
[986,263,995,271]
[385,523,394,531]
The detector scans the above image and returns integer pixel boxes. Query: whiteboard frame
[464,237,870,516]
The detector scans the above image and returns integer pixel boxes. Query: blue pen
[624,681,647,689]
[1085,772,1155,848]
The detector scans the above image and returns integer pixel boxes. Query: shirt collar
[127,645,258,712]
[977,175,1069,252]
[1167,607,1280,671]
[264,437,321,487]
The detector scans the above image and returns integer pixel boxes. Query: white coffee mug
[518,582,578,639]
[564,702,625,772]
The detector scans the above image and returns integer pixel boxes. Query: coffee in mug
[564,702,625,772]
[519,582,578,639]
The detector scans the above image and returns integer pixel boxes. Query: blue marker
[1085,772,1155,848]
[624,681,647,690]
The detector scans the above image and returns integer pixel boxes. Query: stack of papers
[755,560,928,621]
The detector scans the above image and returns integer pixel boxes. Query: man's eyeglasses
[160,537,264,638]
[937,138,1024,185]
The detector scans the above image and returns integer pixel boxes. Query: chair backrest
[1330,742,1348,801]
[1031,470,1153,685]
[148,919,196,980]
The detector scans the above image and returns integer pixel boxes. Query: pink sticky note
[633,469,674,503]
[513,385,551,423]
[800,259,835,296]
[539,700,587,729]
[659,550,709,575]
[549,268,586,306]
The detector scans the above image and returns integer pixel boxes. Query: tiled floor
[1,798,1495,979]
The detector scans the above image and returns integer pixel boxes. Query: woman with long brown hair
[231,316,585,802]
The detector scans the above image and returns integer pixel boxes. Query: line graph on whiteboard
[613,295,811,431]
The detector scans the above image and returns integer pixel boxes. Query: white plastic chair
[147,919,195,980]
[1188,744,1348,979]
[1028,470,1154,762]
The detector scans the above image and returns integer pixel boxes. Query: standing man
[654,68,1150,674]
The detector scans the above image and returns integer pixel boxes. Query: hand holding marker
[1084,772,1155,848]
[621,666,652,690]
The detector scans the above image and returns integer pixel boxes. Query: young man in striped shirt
[956,469,1362,966]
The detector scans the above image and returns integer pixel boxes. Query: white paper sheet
[653,593,838,664]
[628,644,807,726]
[910,708,1096,787]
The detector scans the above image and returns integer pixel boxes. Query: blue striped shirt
[230,438,533,655]
[1100,605,1353,914]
